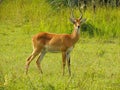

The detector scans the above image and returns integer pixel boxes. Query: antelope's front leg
[66,52,71,76]
[62,52,67,75]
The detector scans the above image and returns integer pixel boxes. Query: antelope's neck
[71,28,80,43]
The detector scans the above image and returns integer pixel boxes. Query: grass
[0,24,120,90]
[0,0,120,90]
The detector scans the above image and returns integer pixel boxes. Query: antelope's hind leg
[36,51,46,74]
[25,50,40,74]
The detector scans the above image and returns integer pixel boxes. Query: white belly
[67,46,74,53]
[45,45,61,53]
[44,45,74,53]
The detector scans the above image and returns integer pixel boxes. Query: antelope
[25,14,86,76]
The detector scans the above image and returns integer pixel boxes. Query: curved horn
[79,14,83,20]
[78,0,83,20]
[70,9,75,23]
[71,9,75,19]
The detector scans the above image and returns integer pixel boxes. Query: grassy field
[0,24,120,90]
[0,0,120,90]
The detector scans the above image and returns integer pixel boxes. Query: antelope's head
[70,15,86,30]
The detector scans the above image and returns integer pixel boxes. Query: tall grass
[0,0,120,39]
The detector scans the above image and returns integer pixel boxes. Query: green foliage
[46,0,68,9]
[0,0,120,39]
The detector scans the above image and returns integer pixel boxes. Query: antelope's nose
[78,26,80,28]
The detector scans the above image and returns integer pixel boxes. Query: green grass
[0,24,120,90]
[0,0,120,90]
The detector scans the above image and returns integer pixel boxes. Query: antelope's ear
[70,18,76,24]
[80,18,86,24]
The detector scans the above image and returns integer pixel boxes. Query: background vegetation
[0,0,120,38]
[0,0,120,90]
